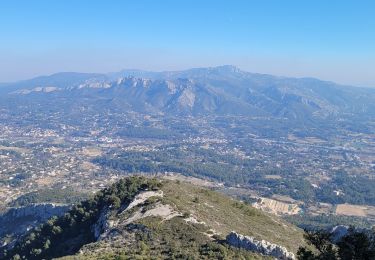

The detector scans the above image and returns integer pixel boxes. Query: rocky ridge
[2,177,305,259]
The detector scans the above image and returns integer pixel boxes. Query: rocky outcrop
[226,231,295,260]
[330,225,349,243]
[329,225,372,244]
[124,190,164,212]
[91,190,181,242]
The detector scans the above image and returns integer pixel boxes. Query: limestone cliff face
[226,231,295,260]
[4,203,69,219]
[0,203,70,247]
[92,207,113,241]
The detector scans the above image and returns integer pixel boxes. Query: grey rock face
[92,207,111,240]
[226,231,295,260]
[330,225,349,243]
[0,203,70,248]
[5,203,69,219]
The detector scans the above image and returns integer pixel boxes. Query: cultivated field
[336,204,375,217]
[253,197,302,215]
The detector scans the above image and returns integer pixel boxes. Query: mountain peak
[211,65,241,73]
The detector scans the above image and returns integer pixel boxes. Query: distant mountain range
[1,65,374,120]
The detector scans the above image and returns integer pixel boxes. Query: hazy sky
[1,0,374,87]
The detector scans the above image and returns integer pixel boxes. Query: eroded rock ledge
[226,231,295,260]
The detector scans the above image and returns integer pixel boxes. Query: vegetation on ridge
[2,177,161,260]
[2,177,307,259]
[297,228,375,260]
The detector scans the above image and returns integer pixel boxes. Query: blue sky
[0,0,374,86]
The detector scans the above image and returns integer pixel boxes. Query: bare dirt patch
[80,161,100,171]
[36,176,55,186]
[336,204,368,217]
[81,147,102,157]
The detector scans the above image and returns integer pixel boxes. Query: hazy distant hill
[0,72,107,95]
[1,65,375,120]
